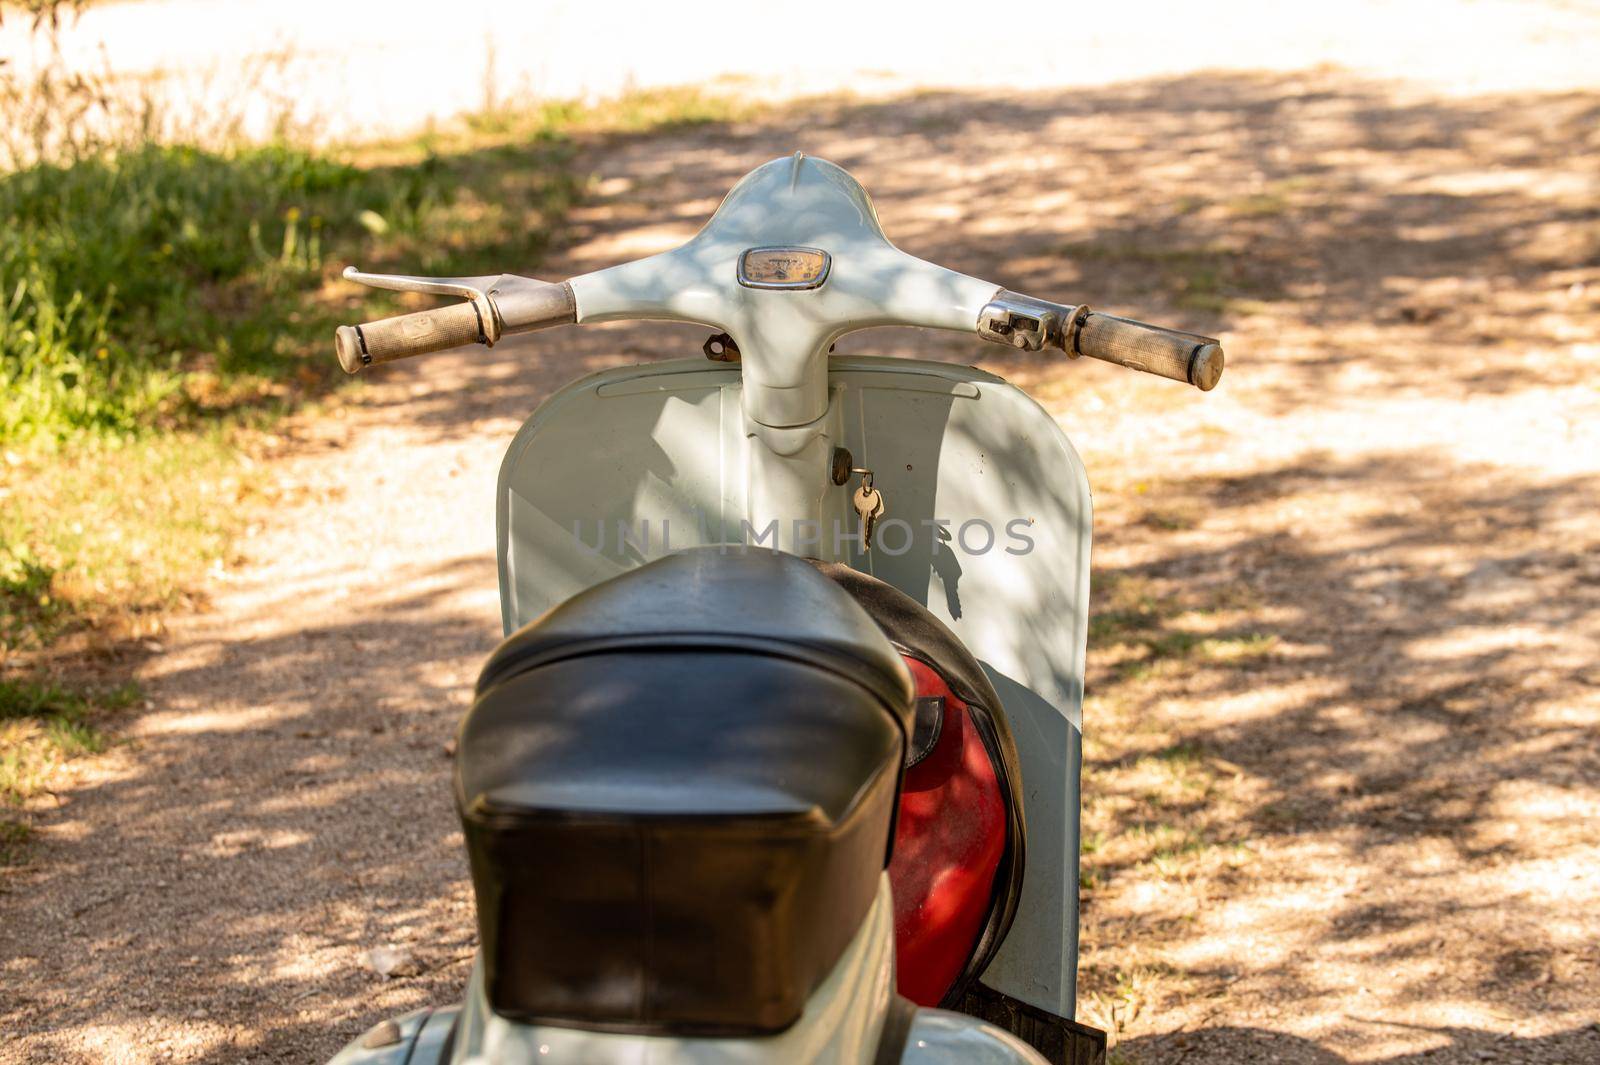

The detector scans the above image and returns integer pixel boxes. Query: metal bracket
[977,291,1091,355]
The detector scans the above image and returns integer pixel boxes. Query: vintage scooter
[325,153,1223,1065]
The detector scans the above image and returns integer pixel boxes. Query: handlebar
[1074,312,1225,391]
[334,302,485,373]
[332,270,576,374]
[331,157,1225,397]
[976,291,1224,391]
[333,272,1222,391]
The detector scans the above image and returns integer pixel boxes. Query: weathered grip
[334,301,484,374]
[1074,313,1224,391]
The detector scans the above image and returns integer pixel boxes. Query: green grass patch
[1153,740,1206,766]
[0,675,132,720]
[1092,575,1276,680]
[378,85,759,164]
[0,139,577,439]
[1,83,765,658]
[0,816,34,867]
[0,82,750,443]
[1089,594,1165,643]
[0,91,585,837]
[1224,191,1292,217]
[4,144,362,437]
[0,676,137,866]
[1,676,138,805]
[1,82,762,840]
[1223,177,1317,219]
[0,98,584,643]
[1127,822,1210,872]
[1116,631,1276,680]
[538,84,761,135]
[1139,505,1200,531]
[1,430,250,654]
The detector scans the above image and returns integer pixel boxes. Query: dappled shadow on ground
[340,68,1599,444]
[1094,453,1597,859]
[1124,1022,1600,1064]
[1075,448,1599,1055]
[3,69,1598,1063]
[0,554,497,1062]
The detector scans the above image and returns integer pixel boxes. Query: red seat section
[889,656,1008,1007]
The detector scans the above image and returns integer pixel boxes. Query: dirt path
[4,72,1599,1063]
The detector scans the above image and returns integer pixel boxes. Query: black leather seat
[455,548,913,1036]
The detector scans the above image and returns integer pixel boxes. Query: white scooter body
[494,351,1092,1019]
[326,154,1138,1065]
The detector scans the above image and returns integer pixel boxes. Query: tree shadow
[338,67,1598,448]
[1075,450,1598,1052]
[1121,1021,1600,1064]
[1,555,502,1062]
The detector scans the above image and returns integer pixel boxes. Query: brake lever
[343,267,504,345]
[342,267,501,299]
[342,267,579,351]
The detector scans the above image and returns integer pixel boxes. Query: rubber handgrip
[334,301,484,374]
[1075,313,1224,391]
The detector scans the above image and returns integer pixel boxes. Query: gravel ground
[3,65,1599,1064]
